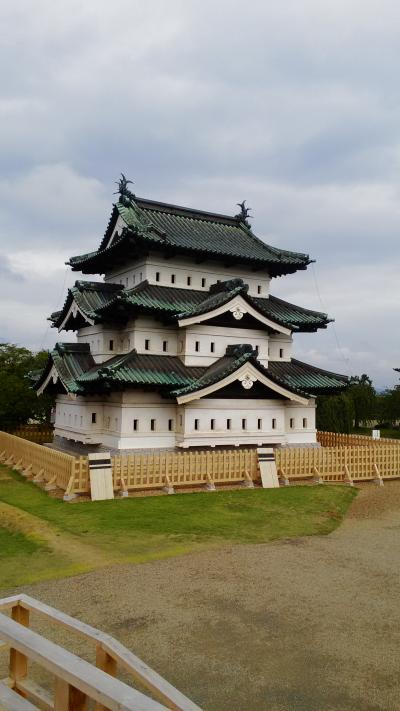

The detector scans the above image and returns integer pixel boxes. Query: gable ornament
[230,305,246,320]
[239,373,257,390]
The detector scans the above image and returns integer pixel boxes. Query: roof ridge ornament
[114,173,135,207]
[235,200,252,227]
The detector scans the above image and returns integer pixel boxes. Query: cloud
[0,0,399,388]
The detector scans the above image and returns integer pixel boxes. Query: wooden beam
[9,605,29,694]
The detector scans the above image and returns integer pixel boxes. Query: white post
[257,448,279,488]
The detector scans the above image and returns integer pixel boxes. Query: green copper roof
[51,279,331,333]
[68,196,311,276]
[34,342,347,399]
[34,343,95,395]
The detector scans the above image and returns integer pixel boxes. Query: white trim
[177,294,291,335]
[59,299,95,332]
[176,362,308,405]
[37,365,61,396]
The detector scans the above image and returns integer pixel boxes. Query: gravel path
[3,482,400,711]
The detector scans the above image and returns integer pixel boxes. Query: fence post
[9,604,29,693]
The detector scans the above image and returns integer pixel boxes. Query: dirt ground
[3,482,400,711]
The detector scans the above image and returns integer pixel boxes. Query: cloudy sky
[1,0,399,388]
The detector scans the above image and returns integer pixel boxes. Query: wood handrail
[0,595,201,711]
[0,613,166,711]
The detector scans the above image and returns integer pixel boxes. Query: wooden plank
[0,596,201,711]
[0,613,167,711]
[0,682,38,711]
[16,678,53,711]
[9,606,29,692]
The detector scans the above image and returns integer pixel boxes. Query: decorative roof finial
[114,173,135,206]
[235,200,252,227]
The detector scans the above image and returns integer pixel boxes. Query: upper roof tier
[68,194,312,276]
[50,278,332,333]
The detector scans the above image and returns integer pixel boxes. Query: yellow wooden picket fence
[317,430,400,447]
[1,430,400,498]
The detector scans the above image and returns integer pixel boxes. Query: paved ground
[3,482,400,710]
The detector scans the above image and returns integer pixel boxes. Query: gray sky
[1,0,399,388]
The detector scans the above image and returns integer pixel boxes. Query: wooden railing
[276,445,400,484]
[0,594,201,711]
[112,448,258,495]
[0,432,88,496]
[5,425,54,445]
[317,431,400,447]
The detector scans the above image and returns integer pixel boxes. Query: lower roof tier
[33,342,348,403]
[49,278,332,334]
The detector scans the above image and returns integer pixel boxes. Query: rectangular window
[201,278,206,287]
[195,341,200,352]
[126,277,129,287]
[272,418,277,430]
[290,418,295,429]
[254,345,259,355]
[257,285,262,294]
[80,416,83,427]
[227,418,231,430]
[133,274,136,284]
[91,412,97,424]
[210,342,215,353]
[210,419,215,430]
[163,340,168,352]
[242,418,247,430]
[303,418,308,428]
[187,276,191,286]
[106,416,111,428]
[279,348,284,358]
[257,418,262,430]
[194,419,199,431]
[151,419,156,431]
[156,271,160,282]
[139,272,143,281]
[145,339,150,351]
[171,274,176,284]
[168,419,174,431]
[179,415,183,426]
[133,419,138,431]
[109,339,114,351]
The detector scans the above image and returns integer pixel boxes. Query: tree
[316,392,354,433]
[347,374,376,428]
[0,343,54,430]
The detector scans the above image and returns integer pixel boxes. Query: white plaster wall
[76,325,131,363]
[125,317,178,356]
[104,253,270,297]
[179,324,270,366]
[268,335,293,361]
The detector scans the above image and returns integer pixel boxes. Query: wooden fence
[5,425,53,445]
[276,445,400,484]
[317,430,400,447]
[0,431,88,497]
[1,430,400,499]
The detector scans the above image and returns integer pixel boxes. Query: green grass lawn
[0,466,357,590]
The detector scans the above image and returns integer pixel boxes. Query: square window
[201,278,206,288]
[187,276,191,286]
[227,418,231,430]
[151,419,156,431]
[195,341,200,352]
[194,419,199,431]
[91,412,97,424]
[210,419,215,430]
[168,419,174,431]
[145,339,150,351]
[163,340,168,352]
[133,419,138,431]
[109,339,114,351]
[171,274,176,284]
[272,418,277,430]
[210,342,215,353]
[257,418,262,430]
[242,418,247,430]
[156,271,160,282]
